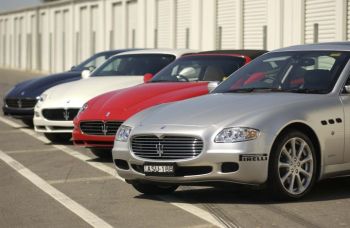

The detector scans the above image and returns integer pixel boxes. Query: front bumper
[112,127,272,185]
[2,106,34,119]
[73,128,115,148]
[114,150,269,185]
[34,117,74,133]
[34,111,74,133]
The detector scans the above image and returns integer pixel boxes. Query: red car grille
[79,121,123,136]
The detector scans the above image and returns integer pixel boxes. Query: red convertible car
[73,50,267,158]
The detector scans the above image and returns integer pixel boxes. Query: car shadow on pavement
[135,177,350,204]
[44,140,74,146]
[86,156,113,164]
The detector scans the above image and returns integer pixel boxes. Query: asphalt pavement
[1,68,350,228]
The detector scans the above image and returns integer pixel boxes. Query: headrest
[304,69,331,90]
[202,66,224,81]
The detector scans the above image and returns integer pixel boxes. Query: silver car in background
[113,42,350,200]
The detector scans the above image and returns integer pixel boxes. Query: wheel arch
[271,122,322,180]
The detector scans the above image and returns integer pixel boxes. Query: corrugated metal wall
[111,2,123,49]
[243,0,267,49]
[305,0,336,43]
[176,0,191,48]
[1,0,350,74]
[216,0,238,49]
[126,0,137,48]
[156,0,172,48]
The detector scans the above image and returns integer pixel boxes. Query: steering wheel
[176,75,190,82]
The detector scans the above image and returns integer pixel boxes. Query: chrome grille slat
[80,121,123,136]
[131,135,203,160]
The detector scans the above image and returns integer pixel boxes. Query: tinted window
[74,53,112,71]
[92,54,176,76]
[151,55,245,82]
[214,51,350,94]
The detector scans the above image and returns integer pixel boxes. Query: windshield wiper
[284,88,326,94]
[150,80,174,83]
[226,88,285,93]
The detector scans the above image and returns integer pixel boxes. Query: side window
[316,56,335,70]
[302,55,335,71]
[84,56,107,69]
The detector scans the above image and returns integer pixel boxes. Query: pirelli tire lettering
[239,154,268,162]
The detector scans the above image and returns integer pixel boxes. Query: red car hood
[77,82,209,121]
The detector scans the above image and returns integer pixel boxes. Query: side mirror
[81,70,91,79]
[345,85,350,94]
[143,73,154,83]
[71,66,76,71]
[88,66,96,72]
[208,81,220,92]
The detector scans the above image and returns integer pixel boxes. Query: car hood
[41,76,143,108]
[5,71,81,98]
[135,92,325,127]
[80,82,209,120]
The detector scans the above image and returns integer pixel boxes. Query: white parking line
[48,176,116,185]
[0,129,23,134]
[5,148,59,154]
[0,116,224,228]
[0,150,113,228]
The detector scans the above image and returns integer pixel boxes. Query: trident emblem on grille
[101,122,108,135]
[17,100,22,108]
[63,109,69,121]
[155,142,164,157]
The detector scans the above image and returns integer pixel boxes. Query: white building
[0,0,348,73]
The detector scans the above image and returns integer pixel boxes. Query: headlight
[214,127,260,143]
[36,94,48,102]
[78,103,89,115]
[116,125,132,142]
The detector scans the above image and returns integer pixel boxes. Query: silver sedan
[113,42,350,200]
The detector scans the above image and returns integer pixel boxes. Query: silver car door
[340,76,350,162]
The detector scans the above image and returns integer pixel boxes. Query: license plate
[144,163,176,176]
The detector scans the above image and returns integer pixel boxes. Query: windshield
[213,51,350,94]
[92,54,176,76]
[73,53,113,72]
[150,55,245,82]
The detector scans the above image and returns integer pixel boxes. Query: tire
[131,181,178,195]
[21,119,34,128]
[90,148,112,159]
[44,133,71,144]
[268,130,317,200]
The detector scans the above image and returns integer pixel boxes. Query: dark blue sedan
[2,49,132,127]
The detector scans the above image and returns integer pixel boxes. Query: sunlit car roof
[113,49,195,58]
[199,49,268,59]
[274,42,350,52]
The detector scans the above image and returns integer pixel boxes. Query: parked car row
[4,42,350,200]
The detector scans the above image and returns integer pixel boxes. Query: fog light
[221,162,239,173]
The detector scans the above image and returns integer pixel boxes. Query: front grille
[5,98,37,108]
[80,121,123,136]
[131,135,203,160]
[42,109,80,121]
